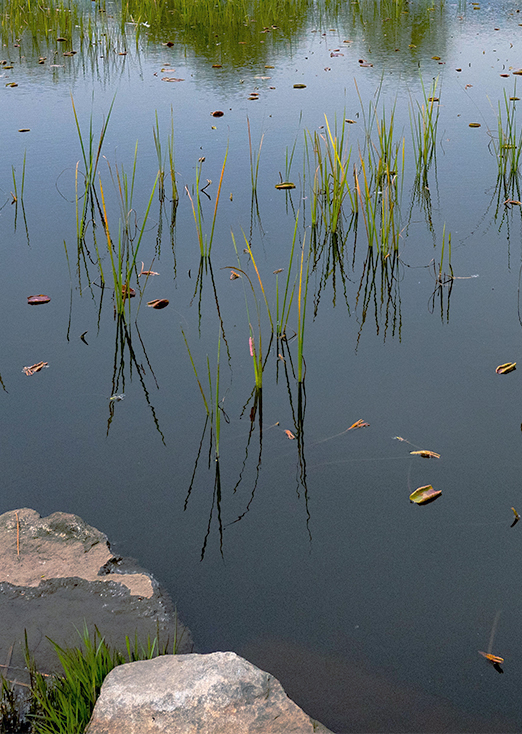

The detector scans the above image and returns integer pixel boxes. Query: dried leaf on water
[122,285,136,298]
[212,110,224,117]
[27,295,51,305]
[162,77,184,82]
[496,362,516,374]
[147,299,169,309]
[511,507,520,527]
[22,361,48,376]
[478,651,504,673]
[469,122,481,127]
[410,450,441,459]
[345,119,357,124]
[275,182,296,189]
[18,128,30,133]
[409,485,442,505]
[229,270,241,280]
[284,429,296,439]
[348,419,370,430]
[139,262,159,276]
[293,83,306,88]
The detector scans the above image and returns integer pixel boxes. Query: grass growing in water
[24,626,177,734]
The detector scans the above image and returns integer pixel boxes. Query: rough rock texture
[85,651,333,734]
[0,508,192,684]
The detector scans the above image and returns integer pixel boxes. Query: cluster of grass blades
[71,96,159,316]
[185,148,228,260]
[0,626,179,734]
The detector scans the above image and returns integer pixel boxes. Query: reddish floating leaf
[147,299,169,309]
[27,294,51,305]
[284,429,296,440]
[22,361,48,376]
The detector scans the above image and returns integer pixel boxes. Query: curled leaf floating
[273,268,284,274]
[229,270,241,280]
[511,507,520,527]
[109,393,125,402]
[410,450,441,459]
[212,110,224,117]
[345,119,357,124]
[22,361,48,376]
[162,77,184,82]
[275,182,295,190]
[293,83,306,88]
[409,485,442,505]
[469,122,481,127]
[478,651,504,673]
[27,295,51,305]
[122,285,136,299]
[147,299,169,309]
[348,419,370,430]
[80,331,88,345]
[496,362,516,374]
[139,262,159,276]
[18,128,30,133]
[284,429,296,440]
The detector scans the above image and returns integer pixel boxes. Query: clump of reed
[494,88,522,182]
[185,149,228,259]
[410,76,440,187]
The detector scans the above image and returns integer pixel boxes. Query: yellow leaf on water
[348,419,370,430]
[496,362,516,374]
[410,450,441,459]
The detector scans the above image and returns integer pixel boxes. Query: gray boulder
[85,651,333,733]
[0,508,192,685]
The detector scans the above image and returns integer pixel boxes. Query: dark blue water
[1,1,522,730]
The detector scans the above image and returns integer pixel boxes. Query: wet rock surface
[85,651,333,734]
[0,509,192,684]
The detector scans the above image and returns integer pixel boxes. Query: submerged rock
[0,508,192,683]
[85,651,333,734]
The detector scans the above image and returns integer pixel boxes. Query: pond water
[2,0,522,730]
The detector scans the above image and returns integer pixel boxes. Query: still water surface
[1,1,522,730]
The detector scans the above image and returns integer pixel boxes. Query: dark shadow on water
[106,315,165,444]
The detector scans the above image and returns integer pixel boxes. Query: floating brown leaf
[122,285,136,298]
[212,110,224,117]
[293,83,306,88]
[469,122,481,127]
[22,361,48,376]
[27,294,51,305]
[496,362,516,374]
[284,429,296,440]
[275,182,296,190]
[345,119,357,124]
[139,262,159,276]
[229,270,241,280]
[18,128,30,133]
[147,299,169,309]
[511,507,520,527]
[410,450,441,459]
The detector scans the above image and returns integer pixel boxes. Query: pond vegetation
[2,0,522,731]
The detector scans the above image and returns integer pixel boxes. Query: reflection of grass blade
[181,327,210,416]
[297,234,310,384]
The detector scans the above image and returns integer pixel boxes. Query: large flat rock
[85,651,333,734]
[0,508,193,684]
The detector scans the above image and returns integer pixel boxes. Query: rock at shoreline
[0,508,192,684]
[85,651,333,733]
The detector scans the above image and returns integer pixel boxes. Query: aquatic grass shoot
[495,87,522,181]
[410,76,440,184]
[297,233,310,383]
[186,147,228,259]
